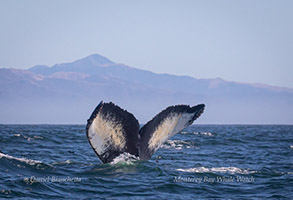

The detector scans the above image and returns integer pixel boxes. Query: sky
[0,0,292,88]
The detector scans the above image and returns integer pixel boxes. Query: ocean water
[0,124,292,199]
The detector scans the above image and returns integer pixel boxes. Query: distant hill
[0,54,292,124]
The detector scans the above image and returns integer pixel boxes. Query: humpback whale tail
[86,101,205,163]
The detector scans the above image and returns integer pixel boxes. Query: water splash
[110,153,139,165]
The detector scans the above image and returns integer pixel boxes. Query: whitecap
[176,166,257,174]
[24,135,43,141]
[12,134,43,141]
[33,136,43,139]
[193,132,214,136]
[51,160,74,165]
[161,140,197,150]
[0,152,42,166]
[181,131,214,136]
[290,145,293,149]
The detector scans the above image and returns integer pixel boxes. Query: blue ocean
[0,125,292,199]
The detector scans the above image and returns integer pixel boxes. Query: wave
[51,160,74,165]
[181,131,214,136]
[161,140,197,150]
[176,166,258,174]
[12,133,44,141]
[0,152,42,166]
[50,160,94,167]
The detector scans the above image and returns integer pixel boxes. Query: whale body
[86,101,205,163]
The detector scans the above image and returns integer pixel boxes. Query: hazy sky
[1,0,292,88]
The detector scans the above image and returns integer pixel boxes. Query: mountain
[0,54,292,124]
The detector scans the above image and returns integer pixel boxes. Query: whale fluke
[138,104,205,160]
[86,101,140,163]
[86,101,205,163]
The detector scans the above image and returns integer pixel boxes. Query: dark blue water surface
[0,125,292,199]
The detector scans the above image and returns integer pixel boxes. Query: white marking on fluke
[88,113,125,155]
[148,113,194,152]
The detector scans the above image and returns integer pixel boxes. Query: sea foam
[110,152,139,165]
[176,166,257,174]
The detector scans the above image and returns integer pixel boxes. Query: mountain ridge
[0,54,292,124]
[28,54,293,93]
